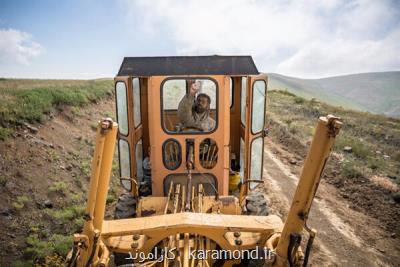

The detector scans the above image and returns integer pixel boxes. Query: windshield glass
[162,78,217,133]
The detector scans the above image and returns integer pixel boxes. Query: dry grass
[370,175,399,193]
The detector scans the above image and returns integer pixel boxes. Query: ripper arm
[270,115,342,267]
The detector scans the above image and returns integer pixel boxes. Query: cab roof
[117,55,259,77]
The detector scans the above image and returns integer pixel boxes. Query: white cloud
[128,0,321,57]
[277,29,400,77]
[0,28,44,65]
[123,0,400,78]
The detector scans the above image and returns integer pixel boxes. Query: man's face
[194,95,209,114]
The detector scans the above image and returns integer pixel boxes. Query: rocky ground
[0,97,121,266]
[262,137,400,266]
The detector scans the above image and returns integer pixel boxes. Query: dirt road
[262,138,400,267]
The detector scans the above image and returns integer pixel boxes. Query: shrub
[294,96,305,104]
[25,234,52,259]
[106,193,116,204]
[350,140,371,159]
[309,98,318,105]
[48,181,67,194]
[25,234,72,261]
[341,160,363,178]
[49,234,72,256]
[70,193,82,203]
[81,160,91,177]
[46,205,85,223]
[70,106,82,116]
[13,195,30,210]
[367,157,386,171]
[335,136,371,159]
[0,127,13,140]
[48,150,60,161]
[276,89,296,97]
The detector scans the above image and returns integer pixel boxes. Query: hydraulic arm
[271,115,342,267]
[66,118,118,267]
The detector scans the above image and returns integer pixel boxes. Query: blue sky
[0,0,399,79]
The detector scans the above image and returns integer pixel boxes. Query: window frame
[160,77,219,135]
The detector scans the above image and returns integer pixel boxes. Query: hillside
[0,79,399,266]
[266,90,400,233]
[268,72,400,118]
[0,79,120,266]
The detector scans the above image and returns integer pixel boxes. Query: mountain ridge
[267,71,400,118]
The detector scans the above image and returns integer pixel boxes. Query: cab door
[115,77,144,193]
[242,74,268,190]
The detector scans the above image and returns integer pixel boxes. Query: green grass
[341,159,363,178]
[24,234,72,261]
[0,127,13,140]
[293,96,305,104]
[48,181,67,194]
[48,150,60,161]
[81,160,91,178]
[70,106,83,117]
[70,193,83,203]
[0,79,113,124]
[12,195,30,210]
[335,136,372,159]
[23,190,88,263]
[106,193,116,204]
[46,205,85,222]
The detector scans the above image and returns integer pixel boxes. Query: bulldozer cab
[114,56,268,197]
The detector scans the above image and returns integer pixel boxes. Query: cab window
[118,139,131,191]
[250,137,263,189]
[251,80,266,134]
[162,78,217,133]
[240,77,247,126]
[115,82,128,135]
[132,78,141,128]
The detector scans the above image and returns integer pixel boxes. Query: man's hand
[189,81,200,96]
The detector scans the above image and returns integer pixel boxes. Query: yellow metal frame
[67,114,341,267]
[102,213,283,252]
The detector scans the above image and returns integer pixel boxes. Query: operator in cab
[177,80,215,132]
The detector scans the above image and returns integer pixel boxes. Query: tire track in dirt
[263,146,393,267]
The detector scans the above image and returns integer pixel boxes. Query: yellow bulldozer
[65,56,342,266]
